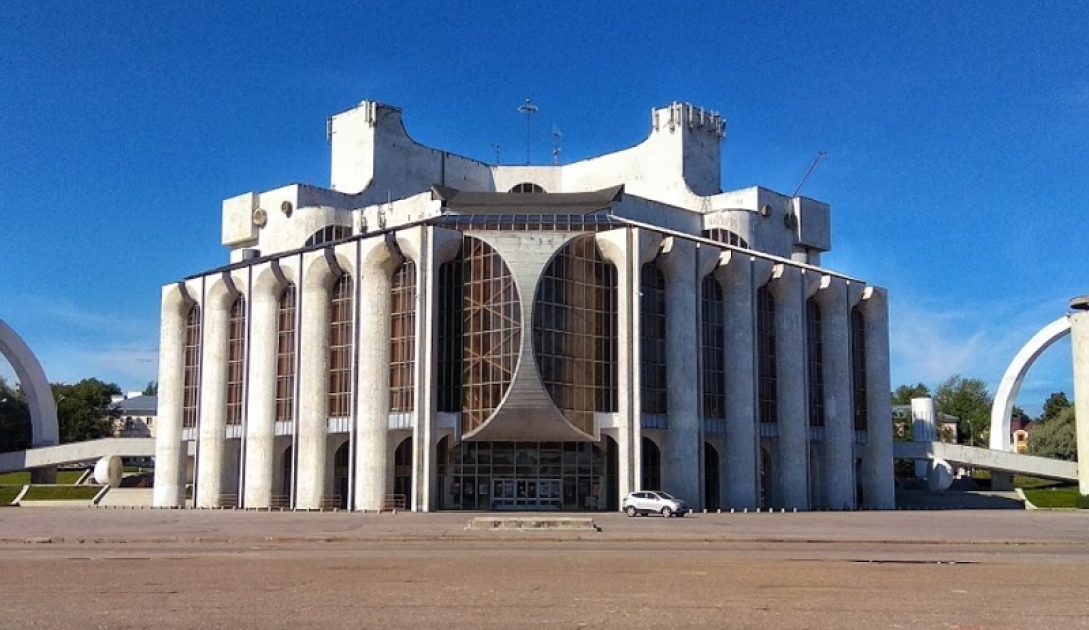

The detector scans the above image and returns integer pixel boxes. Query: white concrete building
[153,100,894,512]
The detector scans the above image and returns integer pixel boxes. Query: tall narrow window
[390,261,416,413]
[182,305,202,429]
[328,275,354,417]
[806,299,824,427]
[851,306,868,432]
[701,276,725,419]
[437,256,463,413]
[757,285,777,424]
[225,296,246,425]
[639,262,667,415]
[275,285,296,423]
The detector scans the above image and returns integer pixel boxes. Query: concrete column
[355,236,403,512]
[1070,302,1089,495]
[859,286,895,509]
[153,284,190,507]
[656,237,701,506]
[769,264,808,510]
[397,227,461,511]
[713,252,758,509]
[242,267,282,508]
[910,397,938,479]
[815,276,855,510]
[596,228,662,503]
[195,281,233,508]
[296,256,335,510]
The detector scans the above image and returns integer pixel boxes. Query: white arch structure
[0,318,59,449]
[989,316,1071,452]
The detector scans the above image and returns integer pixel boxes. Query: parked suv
[622,490,690,517]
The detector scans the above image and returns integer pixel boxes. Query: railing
[270,494,290,509]
[383,494,406,511]
[217,493,239,508]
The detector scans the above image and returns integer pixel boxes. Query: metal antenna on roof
[792,151,827,197]
[517,98,539,165]
[551,124,563,166]
[492,143,501,165]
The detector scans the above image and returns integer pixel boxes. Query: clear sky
[1,2,1085,415]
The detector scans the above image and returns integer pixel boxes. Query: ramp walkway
[0,438,156,473]
[894,441,1079,482]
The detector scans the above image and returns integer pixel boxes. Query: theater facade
[153,100,895,512]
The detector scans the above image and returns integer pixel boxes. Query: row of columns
[597,229,893,511]
[155,224,893,511]
[155,227,459,510]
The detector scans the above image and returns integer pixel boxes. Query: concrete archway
[0,318,58,449]
[989,316,1071,452]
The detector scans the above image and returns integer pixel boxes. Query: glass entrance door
[491,477,562,510]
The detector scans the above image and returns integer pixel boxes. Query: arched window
[851,306,868,431]
[305,225,352,248]
[328,275,354,417]
[701,276,725,419]
[275,285,296,423]
[182,305,201,429]
[508,182,545,193]
[806,298,824,427]
[757,285,777,424]
[435,236,521,432]
[225,296,246,425]
[702,228,749,249]
[639,262,667,415]
[390,261,416,413]
[532,235,618,433]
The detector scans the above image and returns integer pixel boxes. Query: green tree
[53,378,121,444]
[142,381,158,396]
[934,374,992,447]
[892,383,931,405]
[1028,405,1077,461]
[0,377,31,453]
[1040,392,1072,422]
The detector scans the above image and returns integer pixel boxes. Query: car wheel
[625,505,637,517]
[661,506,673,518]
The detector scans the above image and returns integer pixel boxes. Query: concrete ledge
[466,516,600,532]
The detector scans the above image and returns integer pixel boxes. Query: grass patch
[0,470,87,485]
[20,485,101,501]
[0,486,23,505]
[1014,475,1066,490]
[1022,486,1089,509]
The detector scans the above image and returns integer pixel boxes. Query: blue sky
[1,2,1085,415]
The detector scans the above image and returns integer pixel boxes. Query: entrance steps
[466,515,600,532]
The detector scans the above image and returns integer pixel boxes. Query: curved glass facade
[532,235,618,434]
[436,236,522,433]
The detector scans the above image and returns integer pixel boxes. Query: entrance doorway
[438,440,616,511]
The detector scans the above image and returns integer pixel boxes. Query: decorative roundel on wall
[281,200,293,216]
[759,204,773,217]
[252,208,268,228]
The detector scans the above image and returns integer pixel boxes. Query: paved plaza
[1,509,1087,629]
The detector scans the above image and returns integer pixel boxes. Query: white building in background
[153,100,894,512]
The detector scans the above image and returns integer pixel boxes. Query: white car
[622,490,690,517]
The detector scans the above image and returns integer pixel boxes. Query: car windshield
[655,492,676,500]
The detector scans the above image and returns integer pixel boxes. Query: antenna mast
[551,125,563,166]
[792,151,827,197]
[517,98,539,165]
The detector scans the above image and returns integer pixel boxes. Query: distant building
[111,393,157,438]
[153,100,895,512]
